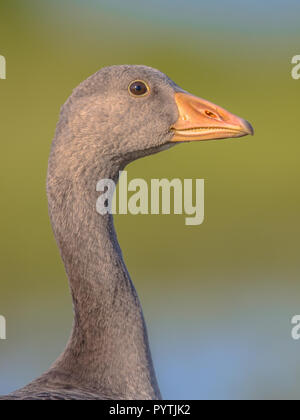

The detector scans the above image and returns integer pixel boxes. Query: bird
[0,65,253,400]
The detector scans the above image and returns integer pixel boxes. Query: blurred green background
[0,0,299,399]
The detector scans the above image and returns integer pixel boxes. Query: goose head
[61,65,253,170]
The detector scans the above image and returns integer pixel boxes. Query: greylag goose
[1,65,253,400]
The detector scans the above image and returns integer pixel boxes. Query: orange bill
[171,92,254,142]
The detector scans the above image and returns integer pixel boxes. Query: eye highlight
[128,80,149,97]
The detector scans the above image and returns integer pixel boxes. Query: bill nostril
[205,110,218,119]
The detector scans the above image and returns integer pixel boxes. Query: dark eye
[128,80,149,97]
